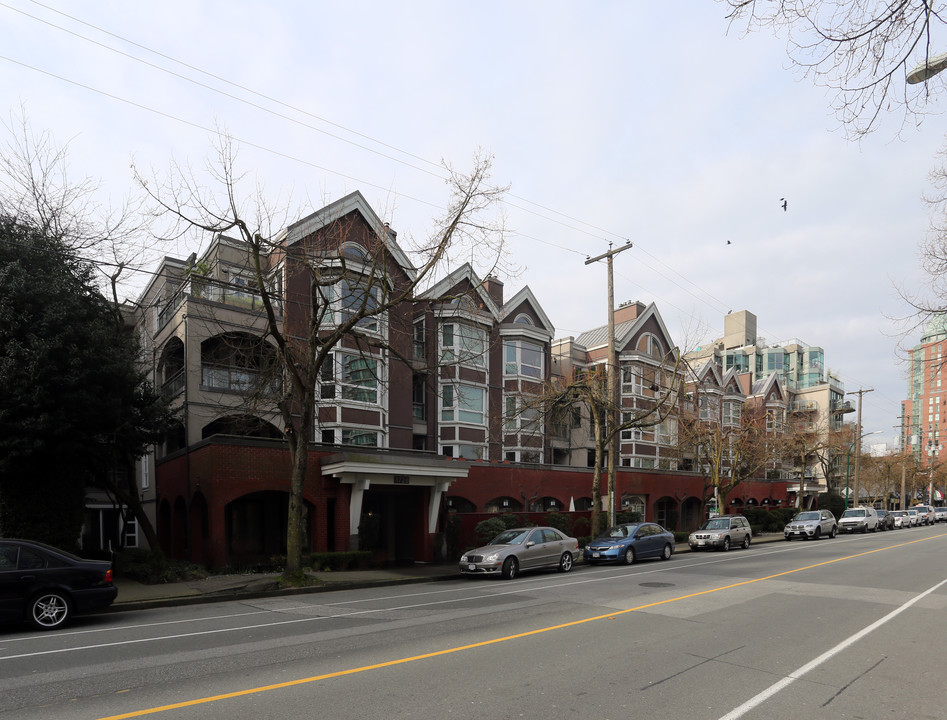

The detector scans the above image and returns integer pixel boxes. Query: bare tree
[534,353,683,538]
[136,136,508,574]
[725,1,947,137]
[679,396,773,515]
[0,107,150,300]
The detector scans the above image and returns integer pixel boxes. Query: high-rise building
[901,314,947,468]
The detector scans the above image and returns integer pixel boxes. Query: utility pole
[848,388,874,507]
[586,240,633,527]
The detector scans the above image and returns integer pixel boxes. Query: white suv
[912,505,935,525]
[838,506,880,533]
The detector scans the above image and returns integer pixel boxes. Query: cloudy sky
[3,1,945,449]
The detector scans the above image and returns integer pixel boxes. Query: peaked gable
[285,190,417,281]
[498,286,554,337]
[418,263,500,318]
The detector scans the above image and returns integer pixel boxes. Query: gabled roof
[749,372,787,403]
[417,263,500,317]
[574,302,676,359]
[498,285,554,336]
[721,368,746,397]
[285,190,417,281]
[690,358,724,389]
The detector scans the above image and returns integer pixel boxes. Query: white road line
[716,575,947,720]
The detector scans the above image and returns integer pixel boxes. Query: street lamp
[907,51,947,84]
[845,430,882,508]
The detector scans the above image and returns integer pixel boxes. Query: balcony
[157,277,282,332]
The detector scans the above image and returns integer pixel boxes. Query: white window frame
[441,382,487,425]
[504,340,543,378]
[319,352,383,406]
[441,322,486,367]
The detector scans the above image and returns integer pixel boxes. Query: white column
[428,481,450,533]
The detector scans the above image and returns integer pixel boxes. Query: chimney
[614,300,645,325]
[483,275,504,307]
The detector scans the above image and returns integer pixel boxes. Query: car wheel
[558,553,574,573]
[814,527,821,540]
[741,534,751,550]
[28,591,71,630]
[861,525,868,533]
[722,536,731,552]
[623,547,635,565]
[661,543,672,560]
[501,557,519,580]
[829,525,837,538]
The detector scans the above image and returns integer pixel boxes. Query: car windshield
[795,512,820,521]
[842,509,866,518]
[604,525,638,538]
[489,529,531,546]
[700,519,730,530]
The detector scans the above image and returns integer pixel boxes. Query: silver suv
[838,506,879,533]
[688,515,752,552]
[934,506,947,523]
[784,509,837,541]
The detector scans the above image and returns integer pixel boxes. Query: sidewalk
[110,534,788,612]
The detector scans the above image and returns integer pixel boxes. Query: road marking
[94,534,944,720]
[716,575,947,720]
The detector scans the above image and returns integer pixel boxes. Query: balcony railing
[161,370,185,399]
[201,364,280,395]
[157,277,282,332]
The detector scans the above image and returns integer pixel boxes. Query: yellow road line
[98,533,943,720]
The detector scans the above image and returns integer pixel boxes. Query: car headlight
[484,552,501,563]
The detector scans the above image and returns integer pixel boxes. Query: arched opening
[225,491,313,568]
[654,496,678,531]
[573,497,594,511]
[446,495,476,513]
[200,332,278,395]
[172,496,187,560]
[202,414,283,440]
[620,494,646,520]
[680,496,702,531]
[484,496,523,513]
[158,337,185,398]
[189,492,209,565]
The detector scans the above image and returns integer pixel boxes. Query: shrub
[114,548,207,584]
[543,511,572,535]
[474,517,508,545]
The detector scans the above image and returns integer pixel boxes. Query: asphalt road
[2,525,946,720]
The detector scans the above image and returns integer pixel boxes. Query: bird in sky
[780,198,788,211]
[726,240,731,245]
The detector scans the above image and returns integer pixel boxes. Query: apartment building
[130,195,792,567]
[686,309,852,497]
[902,314,947,468]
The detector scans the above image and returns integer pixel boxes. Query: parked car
[688,515,752,552]
[876,509,895,531]
[934,506,947,523]
[907,509,919,526]
[460,527,579,580]
[0,538,117,630]
[888,510,908,528]
[838,506,880,533]
[584,522,675,565]
[912,505,935,525]
[784,510,837,541]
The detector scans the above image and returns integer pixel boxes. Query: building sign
[393,475,410,484]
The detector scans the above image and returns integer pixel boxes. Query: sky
[2,0,945,450]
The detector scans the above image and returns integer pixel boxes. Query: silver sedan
[459,526,579,580]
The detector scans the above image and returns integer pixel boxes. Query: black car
[0,539,117,630]
[876,509,895,531]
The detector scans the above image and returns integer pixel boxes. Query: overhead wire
[0,1,908,429]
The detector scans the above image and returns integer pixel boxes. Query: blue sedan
[583,522,675,565]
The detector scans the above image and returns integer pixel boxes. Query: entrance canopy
[321,451,470,538]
